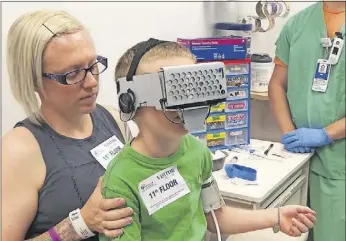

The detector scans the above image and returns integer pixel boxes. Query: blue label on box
[178,38,247,61]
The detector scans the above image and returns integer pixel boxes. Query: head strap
[126,38,167,82]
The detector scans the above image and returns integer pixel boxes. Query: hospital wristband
[69,208,95,239]
[48,227,62,241]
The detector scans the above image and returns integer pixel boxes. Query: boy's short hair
[115,40,196,80]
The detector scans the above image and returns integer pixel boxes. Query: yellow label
[230,66,241,71]
[210,103,225,112]
[207,132,226,140]
[206,115,226,123]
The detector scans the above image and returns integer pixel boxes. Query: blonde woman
[2,10,134,241]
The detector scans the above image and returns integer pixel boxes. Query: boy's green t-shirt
[99,134,213,241]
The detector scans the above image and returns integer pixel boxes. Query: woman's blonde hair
[6,10,85,125]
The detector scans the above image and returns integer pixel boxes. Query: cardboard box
[177,37,247,61]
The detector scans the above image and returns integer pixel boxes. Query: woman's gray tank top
[15,104,125,240]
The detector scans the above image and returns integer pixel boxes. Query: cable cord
[120,111,136,122]
[211,209,222,241]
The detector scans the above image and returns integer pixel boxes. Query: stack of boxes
[177,37,251,152]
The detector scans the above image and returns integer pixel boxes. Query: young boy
[99,40,316,241]
[100,41,213,241]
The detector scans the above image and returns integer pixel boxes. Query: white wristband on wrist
[69,208,95,239]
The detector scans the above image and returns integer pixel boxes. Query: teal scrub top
[275,2,345,179]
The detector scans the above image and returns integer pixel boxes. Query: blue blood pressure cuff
[224,163,257,181]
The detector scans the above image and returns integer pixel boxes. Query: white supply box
[250,54,274,93]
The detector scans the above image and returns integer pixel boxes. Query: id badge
[90,135,124,169]
[312,59,331,93]
[138,165,190,215]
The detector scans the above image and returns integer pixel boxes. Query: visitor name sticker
[138,165,191,215]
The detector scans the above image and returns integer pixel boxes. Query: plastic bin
[214,22,253,57]
[227,87,249,100]
[206,130,226,148]
[226,128,248,147]
[224,59,251,76]
[226,112,248,129]
[225,100,249,112]
[227,74,250,88]
[191,132,206,145]
[212,153,227,172]
[206,114,226,131]
[210,102,226,113]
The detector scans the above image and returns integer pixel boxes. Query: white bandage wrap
[69,208,95,239]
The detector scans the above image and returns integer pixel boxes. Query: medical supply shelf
[191,58,252,151]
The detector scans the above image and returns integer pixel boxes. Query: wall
[2,1,318,138]
[1,1,210,135]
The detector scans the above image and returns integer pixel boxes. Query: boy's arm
[200,149,278,234]
[202,150,315,236]
[206,207,278,234]
[101,178,141,241]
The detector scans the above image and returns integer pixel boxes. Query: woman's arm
[2,127,60,241]
[2,127,132,241]
[2,127,83,241]
[26,219,80,241]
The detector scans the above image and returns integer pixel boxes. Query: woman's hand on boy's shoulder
[81,177,134,238]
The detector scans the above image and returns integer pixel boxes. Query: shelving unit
[191,59,252,152]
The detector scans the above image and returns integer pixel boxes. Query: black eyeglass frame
[42,55,108,85]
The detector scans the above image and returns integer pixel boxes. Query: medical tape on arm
[256,1,279,18]
[256,0,290,19]
[277,0,290,18]
[255,1,276,32]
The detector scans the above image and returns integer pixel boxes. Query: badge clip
[321,38,332,48]
[328,35,344,65]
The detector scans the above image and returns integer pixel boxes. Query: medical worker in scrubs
[269,1,345,241]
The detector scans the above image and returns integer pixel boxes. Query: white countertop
[213,139,313,203]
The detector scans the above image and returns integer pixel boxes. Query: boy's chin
[169,124,189,137]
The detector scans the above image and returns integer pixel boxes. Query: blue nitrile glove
[282,128,332,149]
[285,146,315,153]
